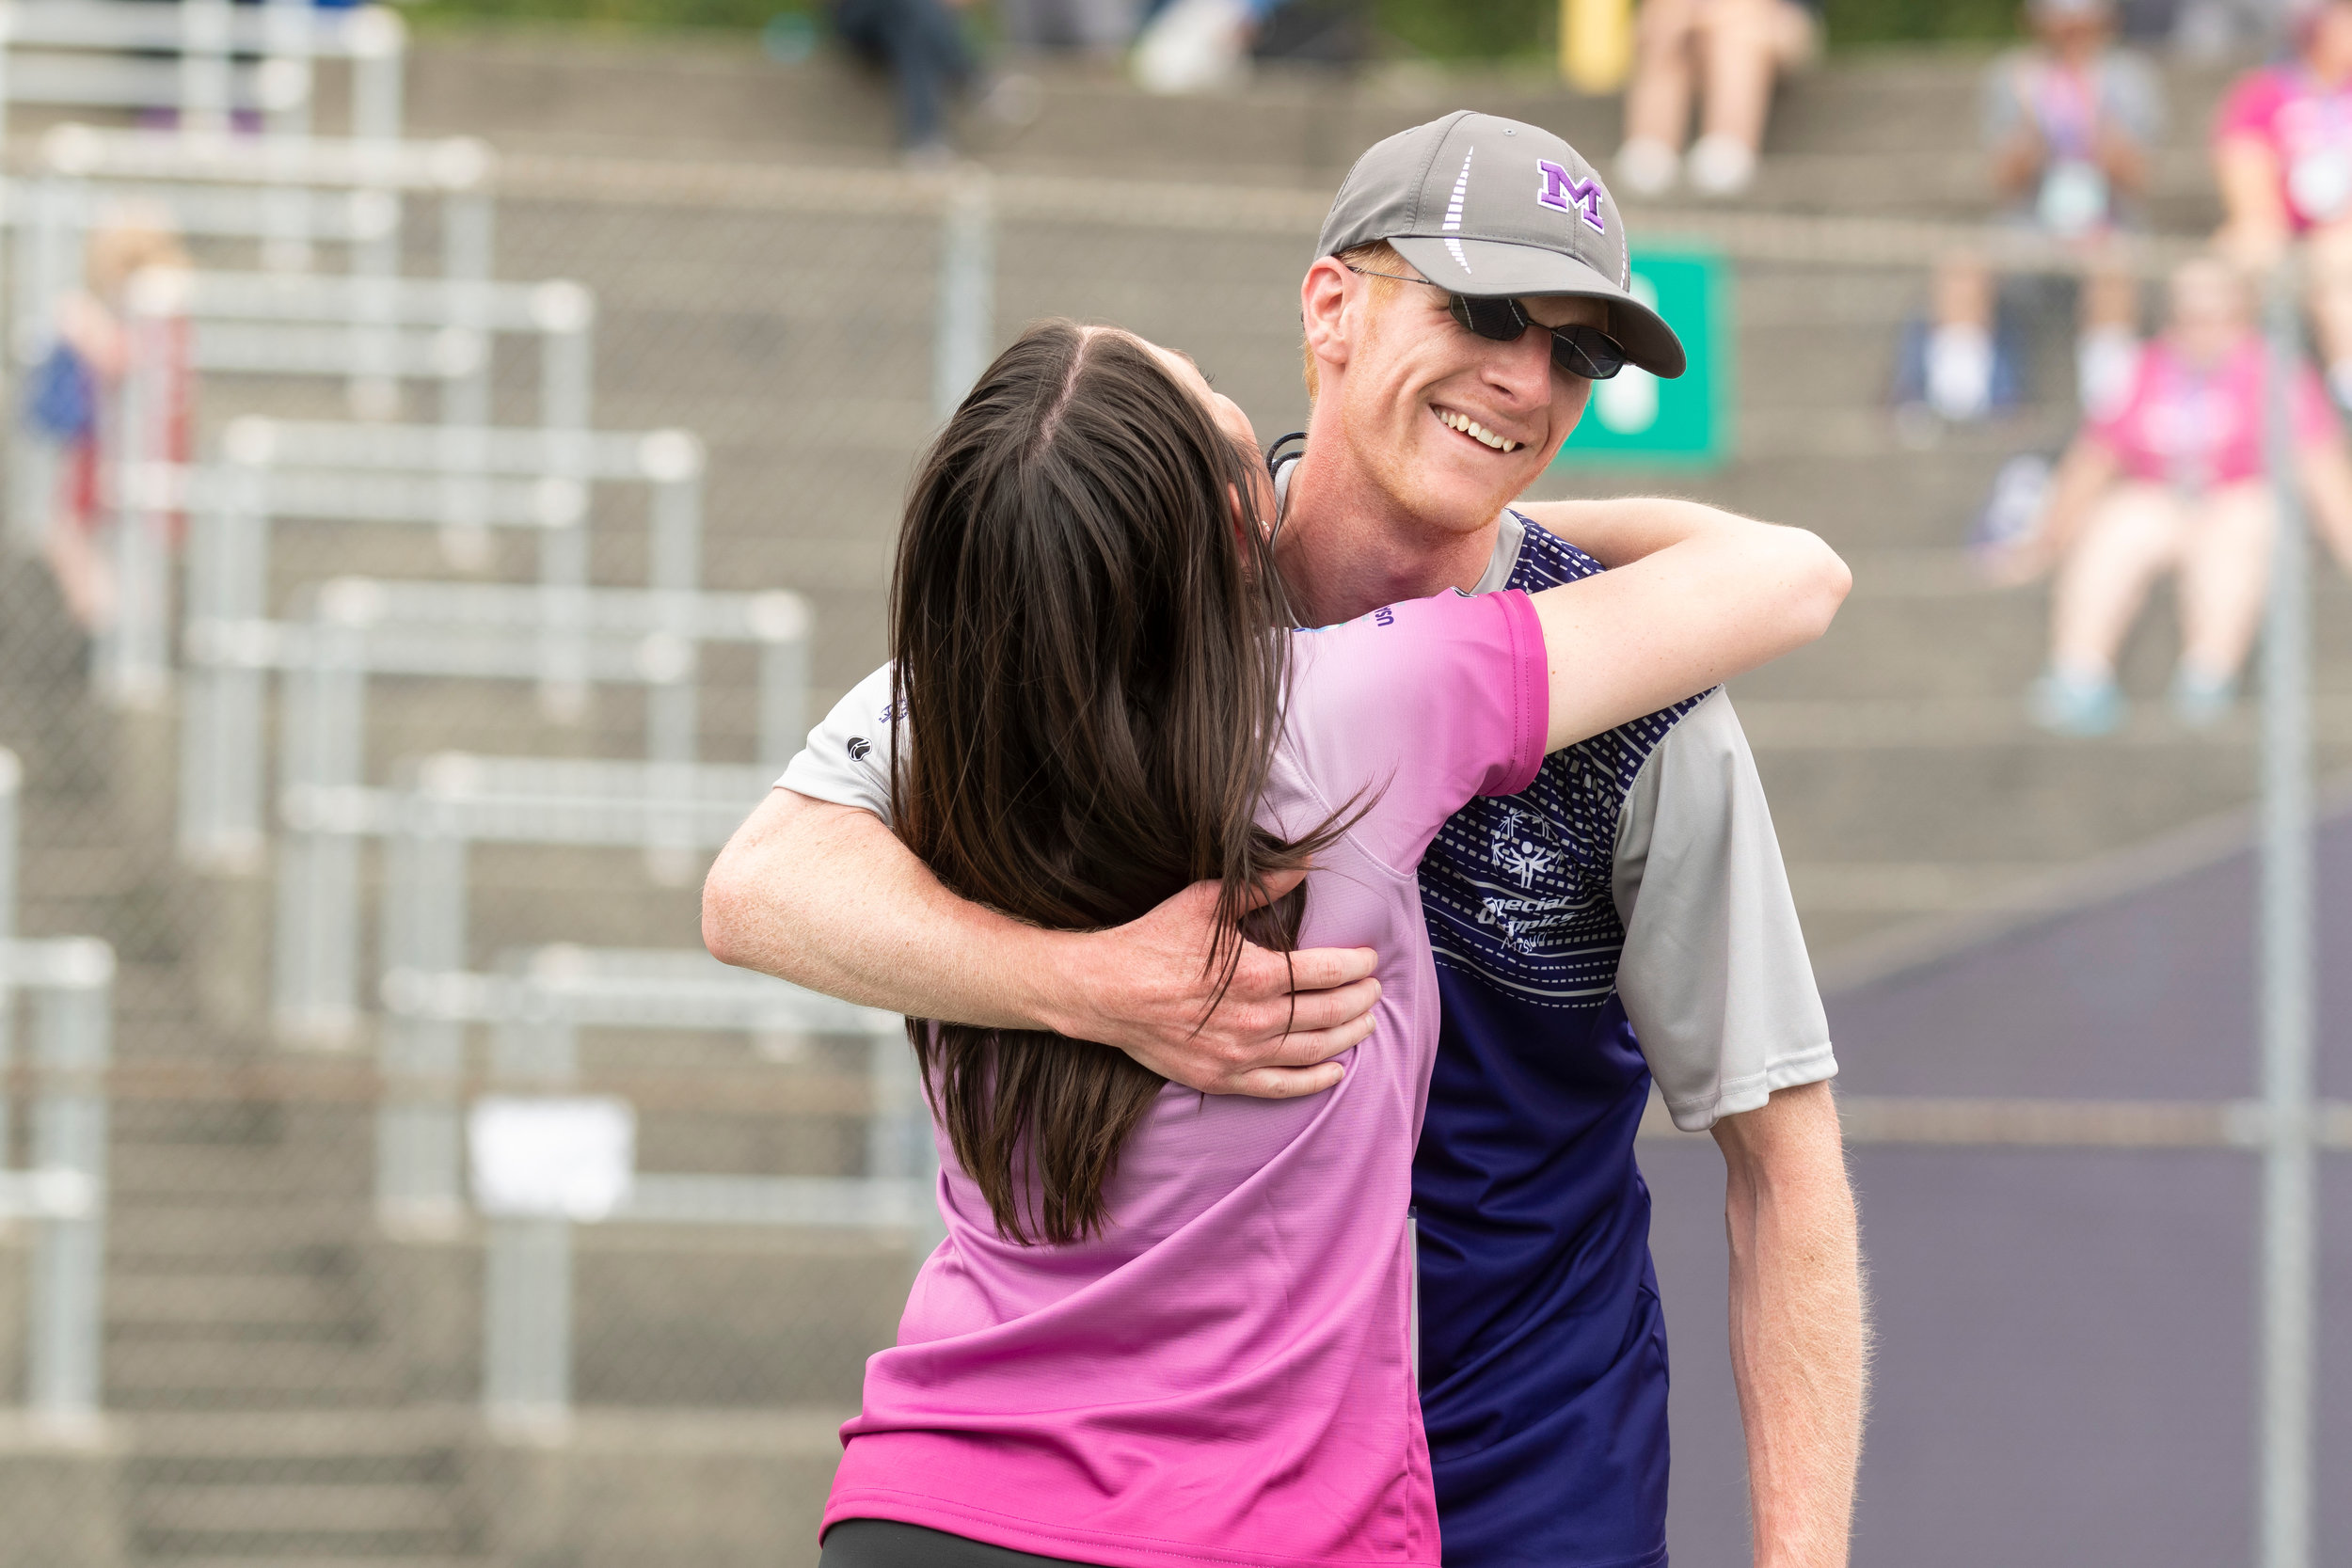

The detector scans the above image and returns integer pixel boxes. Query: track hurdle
[381,945,934,1424]
[109,411,676,723]
[248,579,804,1042]
[163,418,696,721]
[0,0,406,147]
[183,576,804,869]
[271,755,773,1187]
[279,754,771,1057]
[0,751,116,1429]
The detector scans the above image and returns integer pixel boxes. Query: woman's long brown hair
[890,322,1348,1246]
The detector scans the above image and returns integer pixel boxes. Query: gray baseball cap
[1317,110,1686,379]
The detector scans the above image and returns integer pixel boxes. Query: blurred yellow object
[1562,0,1633,93]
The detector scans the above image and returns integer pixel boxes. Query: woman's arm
[1516,499,1849,752]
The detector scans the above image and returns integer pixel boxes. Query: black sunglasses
[1344,265,1631,380]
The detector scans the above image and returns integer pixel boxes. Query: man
[706,112,1866,1567]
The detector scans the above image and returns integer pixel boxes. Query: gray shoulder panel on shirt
[1611,689,1836,1131]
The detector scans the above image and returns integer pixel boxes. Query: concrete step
[131,1481,466,1536]
[108,1275,365,1334]
[406,37,2249,184]
[104,1343,404,1410]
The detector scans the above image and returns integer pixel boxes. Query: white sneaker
[1613,137,1678,198]
[1926,323,1995,422]
[1132,0,1254,95]
[1686,134,1756,197]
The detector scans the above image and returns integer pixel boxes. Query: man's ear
[1301,257,1356,386]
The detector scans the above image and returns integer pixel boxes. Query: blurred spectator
[832,0,981,162]
[2215,0,2352,408]
[24,219,189,633]
[1911,0,2161,425]
[1001,0,1142,55]
[1613,0,1821,198]
[1990,258,2352,735]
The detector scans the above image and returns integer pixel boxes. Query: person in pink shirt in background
[729,316,1846,1568]
[1993,257,2352,735]
[2216,0,2352,407]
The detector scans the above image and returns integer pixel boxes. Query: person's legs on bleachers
[1618,0,1703,196]
[1927,255,2000,421]
[2169,478,2274,723]
[2032,479,2185,732]
[1688,0,1816,195]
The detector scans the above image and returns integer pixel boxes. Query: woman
[2216,0,2352,409]
[1994,258,2352,736]
[793,320,1845,1567]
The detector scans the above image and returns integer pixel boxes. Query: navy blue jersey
[1414,516,1707,1568]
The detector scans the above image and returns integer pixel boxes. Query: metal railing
[385,944,933,1428]
[0,750,115,1430]
[184,575,803,870]
[0,0,406,146]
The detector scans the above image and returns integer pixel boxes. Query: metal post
[179,466,271,867]
[483,983,580,1426]
[178,0,232,135]
[2256,257,2318,1568]
[377,799,468,1223]
[437,197,498,566]
[534,285,597,718]
[934,180,993,424]
[0,750,18,1172]
[27,941,112,1425]
[754,594,811,776]
[868,1020,942,1270]
[260,0,316,271]
[273,610,365,1044]
[347,7,406,145]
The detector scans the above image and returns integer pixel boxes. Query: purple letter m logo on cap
[1535,159,1608,234]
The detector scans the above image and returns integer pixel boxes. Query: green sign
[1553,245,1732,470]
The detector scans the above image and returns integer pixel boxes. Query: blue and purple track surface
[1646,808,2352,1564]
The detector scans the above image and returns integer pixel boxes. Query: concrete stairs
[2,29,2342,1564]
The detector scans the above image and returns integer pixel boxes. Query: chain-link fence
[0,23,2348,1567]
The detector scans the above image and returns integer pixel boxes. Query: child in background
[25,218,190,632]
[1990,258,2352,735]
[1915,0,2161,425]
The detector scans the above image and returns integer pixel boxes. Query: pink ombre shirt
[783,589,1549,1568]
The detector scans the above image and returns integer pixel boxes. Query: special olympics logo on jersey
[1489,807,1560,888]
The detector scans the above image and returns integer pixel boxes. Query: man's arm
[703,787,1380,1098]
[1712,1082,1867,1568]
[1607,689,1863,1566]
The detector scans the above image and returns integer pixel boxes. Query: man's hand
[705,790,1378,1101]
[1042,873,1380,1099]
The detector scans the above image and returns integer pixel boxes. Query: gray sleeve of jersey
[1612,689,1836,1132]
[775,661,898,827]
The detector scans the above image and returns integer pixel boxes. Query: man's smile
[1432,404,1524,453]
